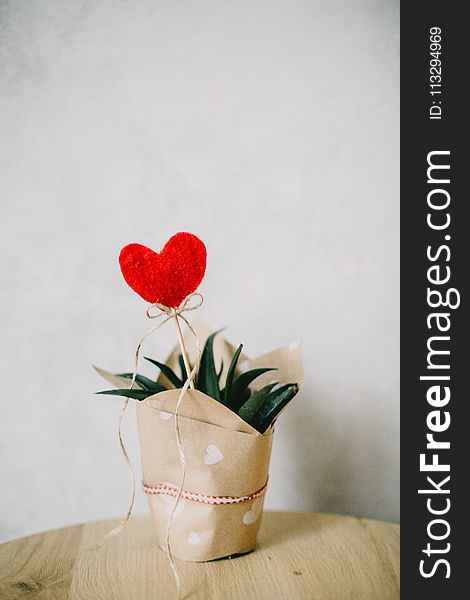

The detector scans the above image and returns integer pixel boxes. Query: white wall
[0,0,399,542]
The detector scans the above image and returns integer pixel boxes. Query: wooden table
[0,512,399,599]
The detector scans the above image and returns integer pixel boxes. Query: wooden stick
[173,315,195,390]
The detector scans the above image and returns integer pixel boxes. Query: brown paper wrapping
[96,322,303,562]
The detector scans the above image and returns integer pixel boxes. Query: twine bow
[106,292,203,597]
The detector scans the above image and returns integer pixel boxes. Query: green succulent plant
[97,331,298,433]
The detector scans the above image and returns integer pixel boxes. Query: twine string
[105,292,203,599]
[165,309,202,595]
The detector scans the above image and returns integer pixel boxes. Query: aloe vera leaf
[178,354,188,381]
[216,358,224,382]
[144,357,182,388]
[222,344,243,406]
[228,368,277,411]
[96,388,162,401]
[254,383,299,433]
[237,383,278,424]
[118,373,168,391]
[197,330,222,401]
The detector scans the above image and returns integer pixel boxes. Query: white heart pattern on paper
[243,499,262,525]
[159,411,172,420]
[187,531,201,545]
[204,444,224,465]
[158,485,185,517]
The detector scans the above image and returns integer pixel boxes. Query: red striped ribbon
[142,480,268,506]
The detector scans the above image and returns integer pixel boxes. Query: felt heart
[119,232,207,307]
[204,444,224,465]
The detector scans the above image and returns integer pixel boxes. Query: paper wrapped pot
[96,322,303,561]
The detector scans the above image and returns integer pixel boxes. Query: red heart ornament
[119,232,207,307]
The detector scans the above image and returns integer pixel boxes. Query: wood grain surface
[0,512,399,599]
